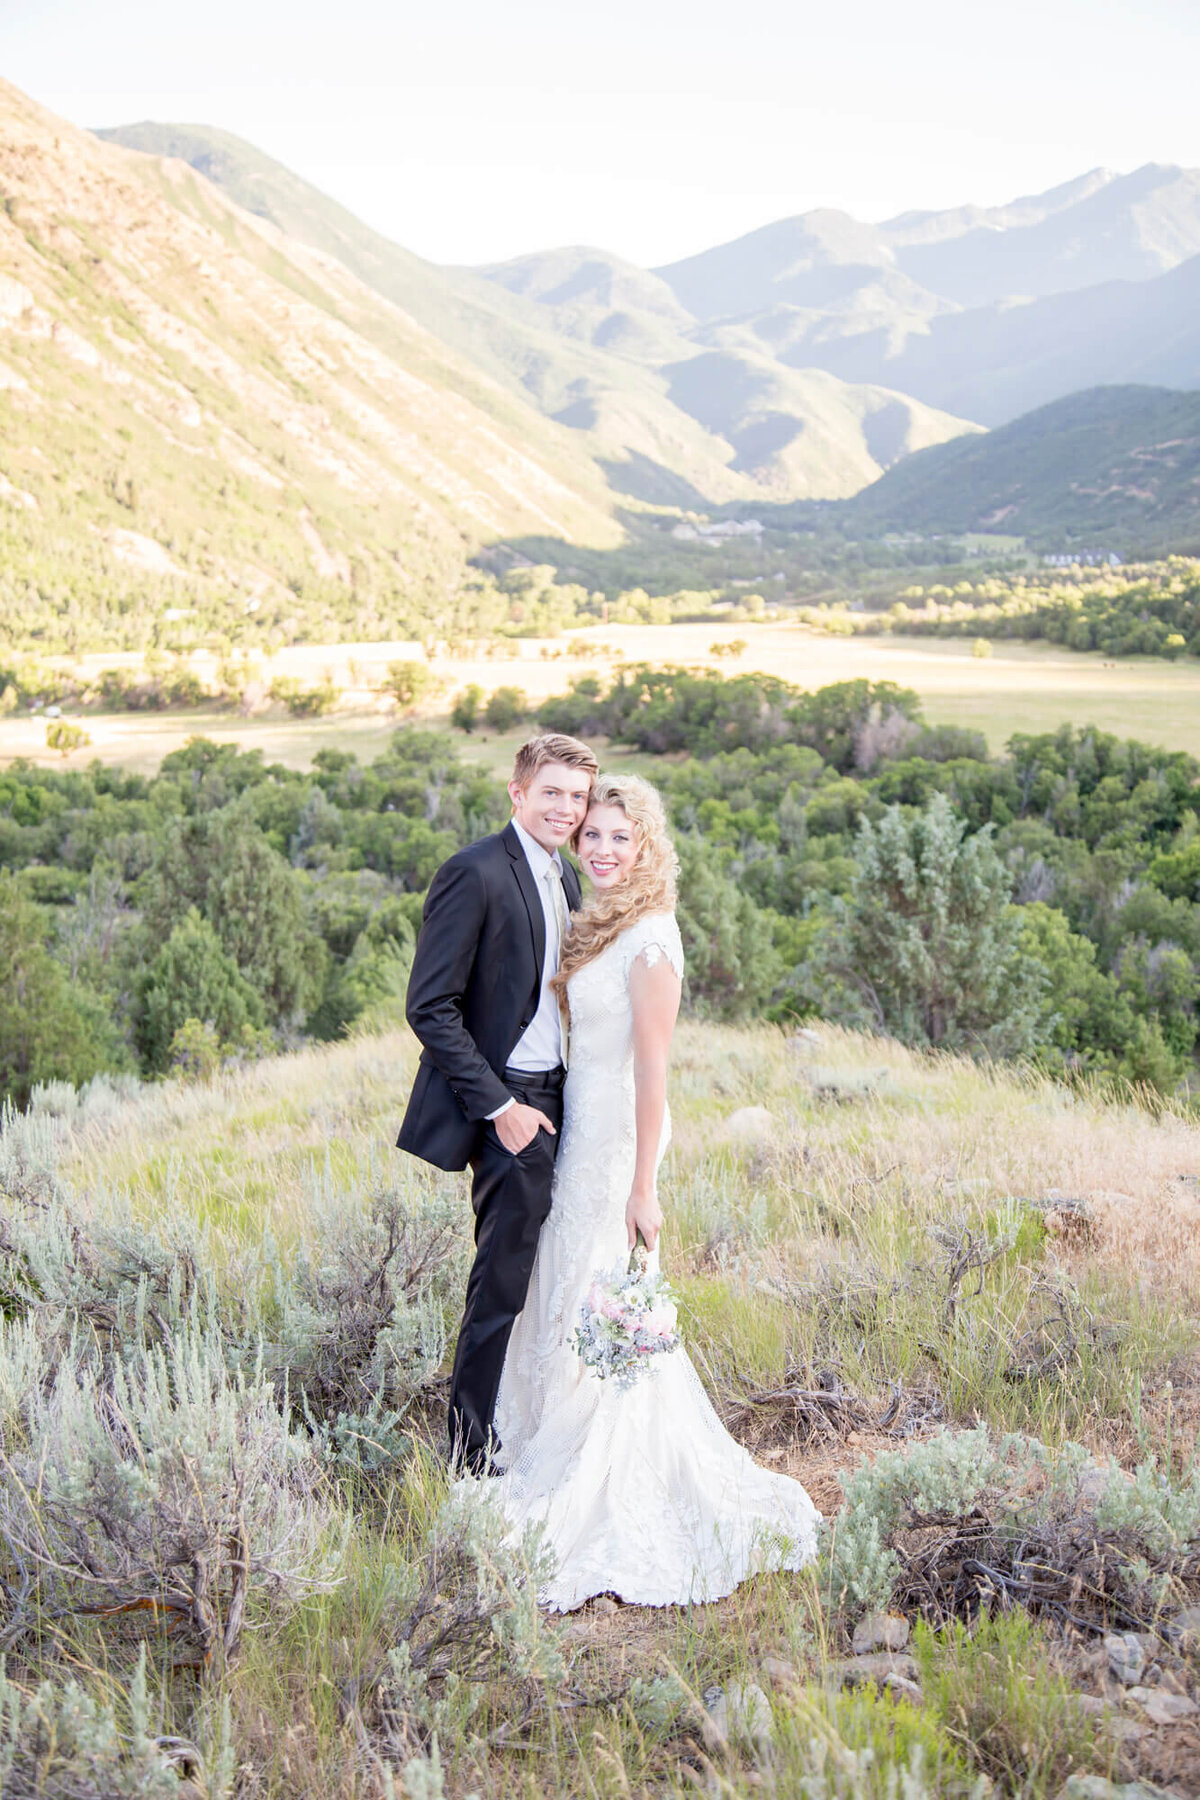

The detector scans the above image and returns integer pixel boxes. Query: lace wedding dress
[480,910,821,1611]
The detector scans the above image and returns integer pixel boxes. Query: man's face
[509,761,592,852]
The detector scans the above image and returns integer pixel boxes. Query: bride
[475,773,820,1611]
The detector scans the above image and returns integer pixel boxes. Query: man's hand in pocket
[495,1101,555,1154]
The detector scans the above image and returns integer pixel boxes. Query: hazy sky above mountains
[6,0,1198,266]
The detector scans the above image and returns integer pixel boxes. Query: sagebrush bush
[0,1646,233,1799]
[0,1320,344,1666]
[272,1171,468,1472]
[822,1423,1200,1625]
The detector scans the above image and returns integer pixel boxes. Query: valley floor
[6,1020,1200,1794]
[7,628,1200,773]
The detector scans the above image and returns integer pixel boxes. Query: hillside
[843,385,1200,548]
[5,1012,1199,1794]
[0,82,623,653]
[99,121,981,507]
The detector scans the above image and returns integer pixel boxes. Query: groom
[397,731,599,1473]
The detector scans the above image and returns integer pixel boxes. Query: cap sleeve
[624,911,685,982]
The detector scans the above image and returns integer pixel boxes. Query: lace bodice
[565,911,685,1086]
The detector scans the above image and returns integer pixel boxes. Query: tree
[386,661,442,714]
[139,799,327,1025]
[812,792,1041,1055]
[45,719,91,757]
[450,684,483,732]
[0,875,122,1106]
[484,686,527,732]
[136,908,264,1072]
[1147,835,1200,903]
[1016,902,1141,1078]
[674,837,783,1020]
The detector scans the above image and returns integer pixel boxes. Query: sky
[4,0,1198,267]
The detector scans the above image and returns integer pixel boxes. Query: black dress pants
[448,1065,565,1473]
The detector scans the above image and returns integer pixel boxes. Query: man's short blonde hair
[511,733,599,790]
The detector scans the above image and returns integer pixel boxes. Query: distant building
[1041,550,1122,567]
[670,518,764,544]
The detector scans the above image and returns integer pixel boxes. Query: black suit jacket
[396,822,582,1171]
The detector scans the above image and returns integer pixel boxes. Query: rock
[1053,1781,1171,1800]
[1165,1604,1200,1647]
[724,1106,776,1145]
[852,1612,911,1655]
[1155,1667,1192,1697]
[1054,1779,1126,1800]
[1105,1717,1149,1744]
[883,1672,924,1704]
[1127,1686,1198,1725]
[703,1679,775,1759]
[1104,1631,1149,1685]
[590,1595,618,1617]
[826,1652,918,1690]
[759,1655,798,1688]
[1077,1457,1122,1504]
[1072,1695,1109,1717]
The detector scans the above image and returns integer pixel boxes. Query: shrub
[0,1321,343,1670]
[45,719,91,757]
[272,1176,467,1473]
[821,1423,1200,1629]
[0,874,122,1108]
[270,675,338,717]
[0,1647,217,1799]
[913,1613,1106,1792]
[450,684,483,732]
[135,909,264,1073]
[387,661,443,713]
[808,793,1042,1055]
[483,685,527,732]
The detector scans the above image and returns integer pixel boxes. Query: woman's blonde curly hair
[552,773,679,1012]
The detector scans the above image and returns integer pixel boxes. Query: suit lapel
[562,857,583,912]
[503,821,546,974]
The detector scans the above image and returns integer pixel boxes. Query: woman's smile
[578,803,640,887]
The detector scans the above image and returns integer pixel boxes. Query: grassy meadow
[4,1018,1200,1796]
[8,626,1200,775]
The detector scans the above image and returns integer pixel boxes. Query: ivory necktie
[545,861,570,1069]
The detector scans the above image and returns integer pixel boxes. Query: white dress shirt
[486,819,566,1117]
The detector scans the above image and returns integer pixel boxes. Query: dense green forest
[882,559,1200,658]
[4,671,1199,1108]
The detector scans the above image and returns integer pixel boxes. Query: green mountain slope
[843,386,1200,549]
[0,82,621,652]
[98,123,980,505]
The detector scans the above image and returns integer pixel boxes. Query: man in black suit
[397,732,599,1473]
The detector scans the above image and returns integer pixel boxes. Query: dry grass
[8,1019,1199,1797]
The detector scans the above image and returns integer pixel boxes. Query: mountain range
[98,120,1200,495]
[0,73,1195,655]
[98,120,979,508]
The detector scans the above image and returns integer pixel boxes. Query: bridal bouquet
[573,1237,682,1389]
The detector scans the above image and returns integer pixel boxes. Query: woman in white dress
[483,774,820,1610]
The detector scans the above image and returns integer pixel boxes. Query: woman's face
[577,803,640,890]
